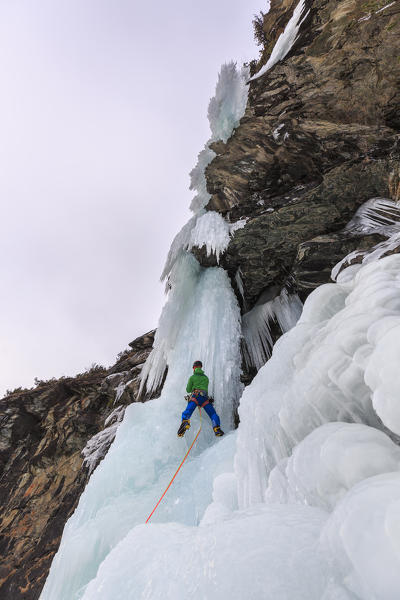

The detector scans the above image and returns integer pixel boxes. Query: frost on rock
[250,0,309,81]
[273,123,285,140]
[242,287,303,370]
[82,407,126,475]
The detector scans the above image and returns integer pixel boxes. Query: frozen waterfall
[39,56,400,599]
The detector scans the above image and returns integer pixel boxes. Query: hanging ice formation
[242,287,303,370]
[250,0,310,81]
[161,61,250,283]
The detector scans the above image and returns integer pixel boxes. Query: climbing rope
[145,407,203,523]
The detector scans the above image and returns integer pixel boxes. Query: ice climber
[177,361,224,437]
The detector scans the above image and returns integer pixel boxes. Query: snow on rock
[321,472,400,600]
[242,287,303,370]
[376,2,396,14]
[236,255,400,509]
[80,503,327,600]
[250,0,309,81]
[266,422,400,510]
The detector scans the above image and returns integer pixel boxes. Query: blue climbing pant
[182,393,220,428]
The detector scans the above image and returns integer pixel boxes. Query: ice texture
[236,255,400,509]
[266,422,400,510]
[242,288,303,369]
[82,406,126,475]
[81,504,327,600]
[188,212,246,262]
[207,62,250,144]
[141,254,243,419]
[250,0,309,81]
[321,472,400,600]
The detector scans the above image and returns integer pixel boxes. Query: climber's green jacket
[186,368,209,393]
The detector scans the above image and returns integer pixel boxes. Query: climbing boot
[213,426,224,437]
[177,419,190,437]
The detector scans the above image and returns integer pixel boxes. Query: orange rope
[145,408,202,524]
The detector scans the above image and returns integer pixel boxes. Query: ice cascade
[40,253,243,600]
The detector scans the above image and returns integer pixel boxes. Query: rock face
[0,331,156,600]
[204,0,400,308]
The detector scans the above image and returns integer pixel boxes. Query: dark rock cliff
[203,0,400,307]
[1,1,400,598]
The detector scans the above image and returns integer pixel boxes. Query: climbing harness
[145,407,203,524]
[191,389,210,408]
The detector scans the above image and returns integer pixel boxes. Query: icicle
[242,288,303,370]
[343,197,400,236]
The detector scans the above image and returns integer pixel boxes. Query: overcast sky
[0,0,264,396]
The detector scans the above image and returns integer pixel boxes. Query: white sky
[0,0,264,396]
